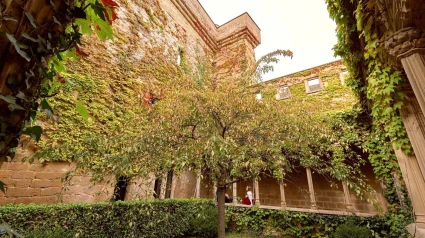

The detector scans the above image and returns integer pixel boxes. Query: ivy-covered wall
[244,60,389,214]
[261,60,355,114]
[0,0,260,205]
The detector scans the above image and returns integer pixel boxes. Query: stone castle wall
[0,1,387,216]
[0,0,260,205]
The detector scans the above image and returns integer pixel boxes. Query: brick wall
[0,0,261,205]
[0,147,113,205]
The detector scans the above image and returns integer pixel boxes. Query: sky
[198,0,340,81]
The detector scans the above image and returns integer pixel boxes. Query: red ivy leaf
[75,46,90,57]
[56,74,66,84]
[101,0,119,7]
[104,8,118,24]
[143,92,154,105]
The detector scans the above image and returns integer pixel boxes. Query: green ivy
[0,199,412,237]
[325,0,412,214]
[0,199,215,238]
[226,205,412,237]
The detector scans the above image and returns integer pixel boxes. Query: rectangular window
[340,71,348,85]
[305,78,323,93]
[277,85,290,100]
[255,93,262,101]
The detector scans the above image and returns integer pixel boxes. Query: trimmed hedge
[0,199,217,238]
[226,205,411,237]
[0,199,411,237]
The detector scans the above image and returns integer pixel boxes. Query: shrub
[186,204,218,238]
[333,222,372,238]
[225,206,410,237]
[0,199,214,238]
[0,199,410,237]
[25,227,76,238]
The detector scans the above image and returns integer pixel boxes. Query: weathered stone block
[6,163,30,171]
[14,179,31,188]
[30,179,53,188]
[6,188,41,197]
[0,171,13,179]
[35,172,63,180]
[11,171,35,179]
[41,187,62,196]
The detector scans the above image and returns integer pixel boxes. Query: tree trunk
[217,185,226,238]
[0,0,74,159]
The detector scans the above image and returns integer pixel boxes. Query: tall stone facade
[0,0,387,217]
[0,0,260,205]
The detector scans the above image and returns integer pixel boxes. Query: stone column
[386,27,425,229]
[342,180,353,210]
[170,175,177,199]
[253,179,260,205]
[213,182,217,201]
[279,181,286,208]
[394,148,425,229]
[232,182,237,205]
[195,176,201,198]
[160,177,167,199]
[306,168,317,209]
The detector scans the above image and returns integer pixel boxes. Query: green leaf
[92,1,106,21]
[23,126,43,142]
[16,91,28,102]
[3,17,17,22]
[24,12,38,28]
[53,16,62,26]
[6,33,31,61]
[0,95,16,104]
[41,99,54,119]
[22,32,38,42]
[94,19,114,40]
[76,19,93,35]
[76,101,90,120]
[41,98,53,112]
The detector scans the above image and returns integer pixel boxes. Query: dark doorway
[113,176,129,201]
[153,178,162,199]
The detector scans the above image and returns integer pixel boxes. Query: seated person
[225,193,233,203]
[241,196,251,205]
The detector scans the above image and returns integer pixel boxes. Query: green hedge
[0,199,216,238]
[0,199,411,237]
[226,205,411,238]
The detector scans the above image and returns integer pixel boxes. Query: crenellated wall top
[171,0,261,51]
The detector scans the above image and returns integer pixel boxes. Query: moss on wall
[31,0,210,162]
[260,61,355,116]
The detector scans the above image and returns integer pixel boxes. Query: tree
[49,47,381,237]
[0,0,117,165]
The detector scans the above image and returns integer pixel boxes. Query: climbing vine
[325,0,412,195]
[0,0,120,192]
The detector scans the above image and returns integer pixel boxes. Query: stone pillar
[253,179,260,205]
[213,182,217,201]
[306,168,316,209]
[342,180,353,210]
[400,52,425,117]
[195,176,201,198]
[394,148,425,229]
[386,27,425,229]
[279,181,286,208]
[232,182,237,205]
[170,175,176,199]
[160,177,167,199]
[401,93,425,175]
